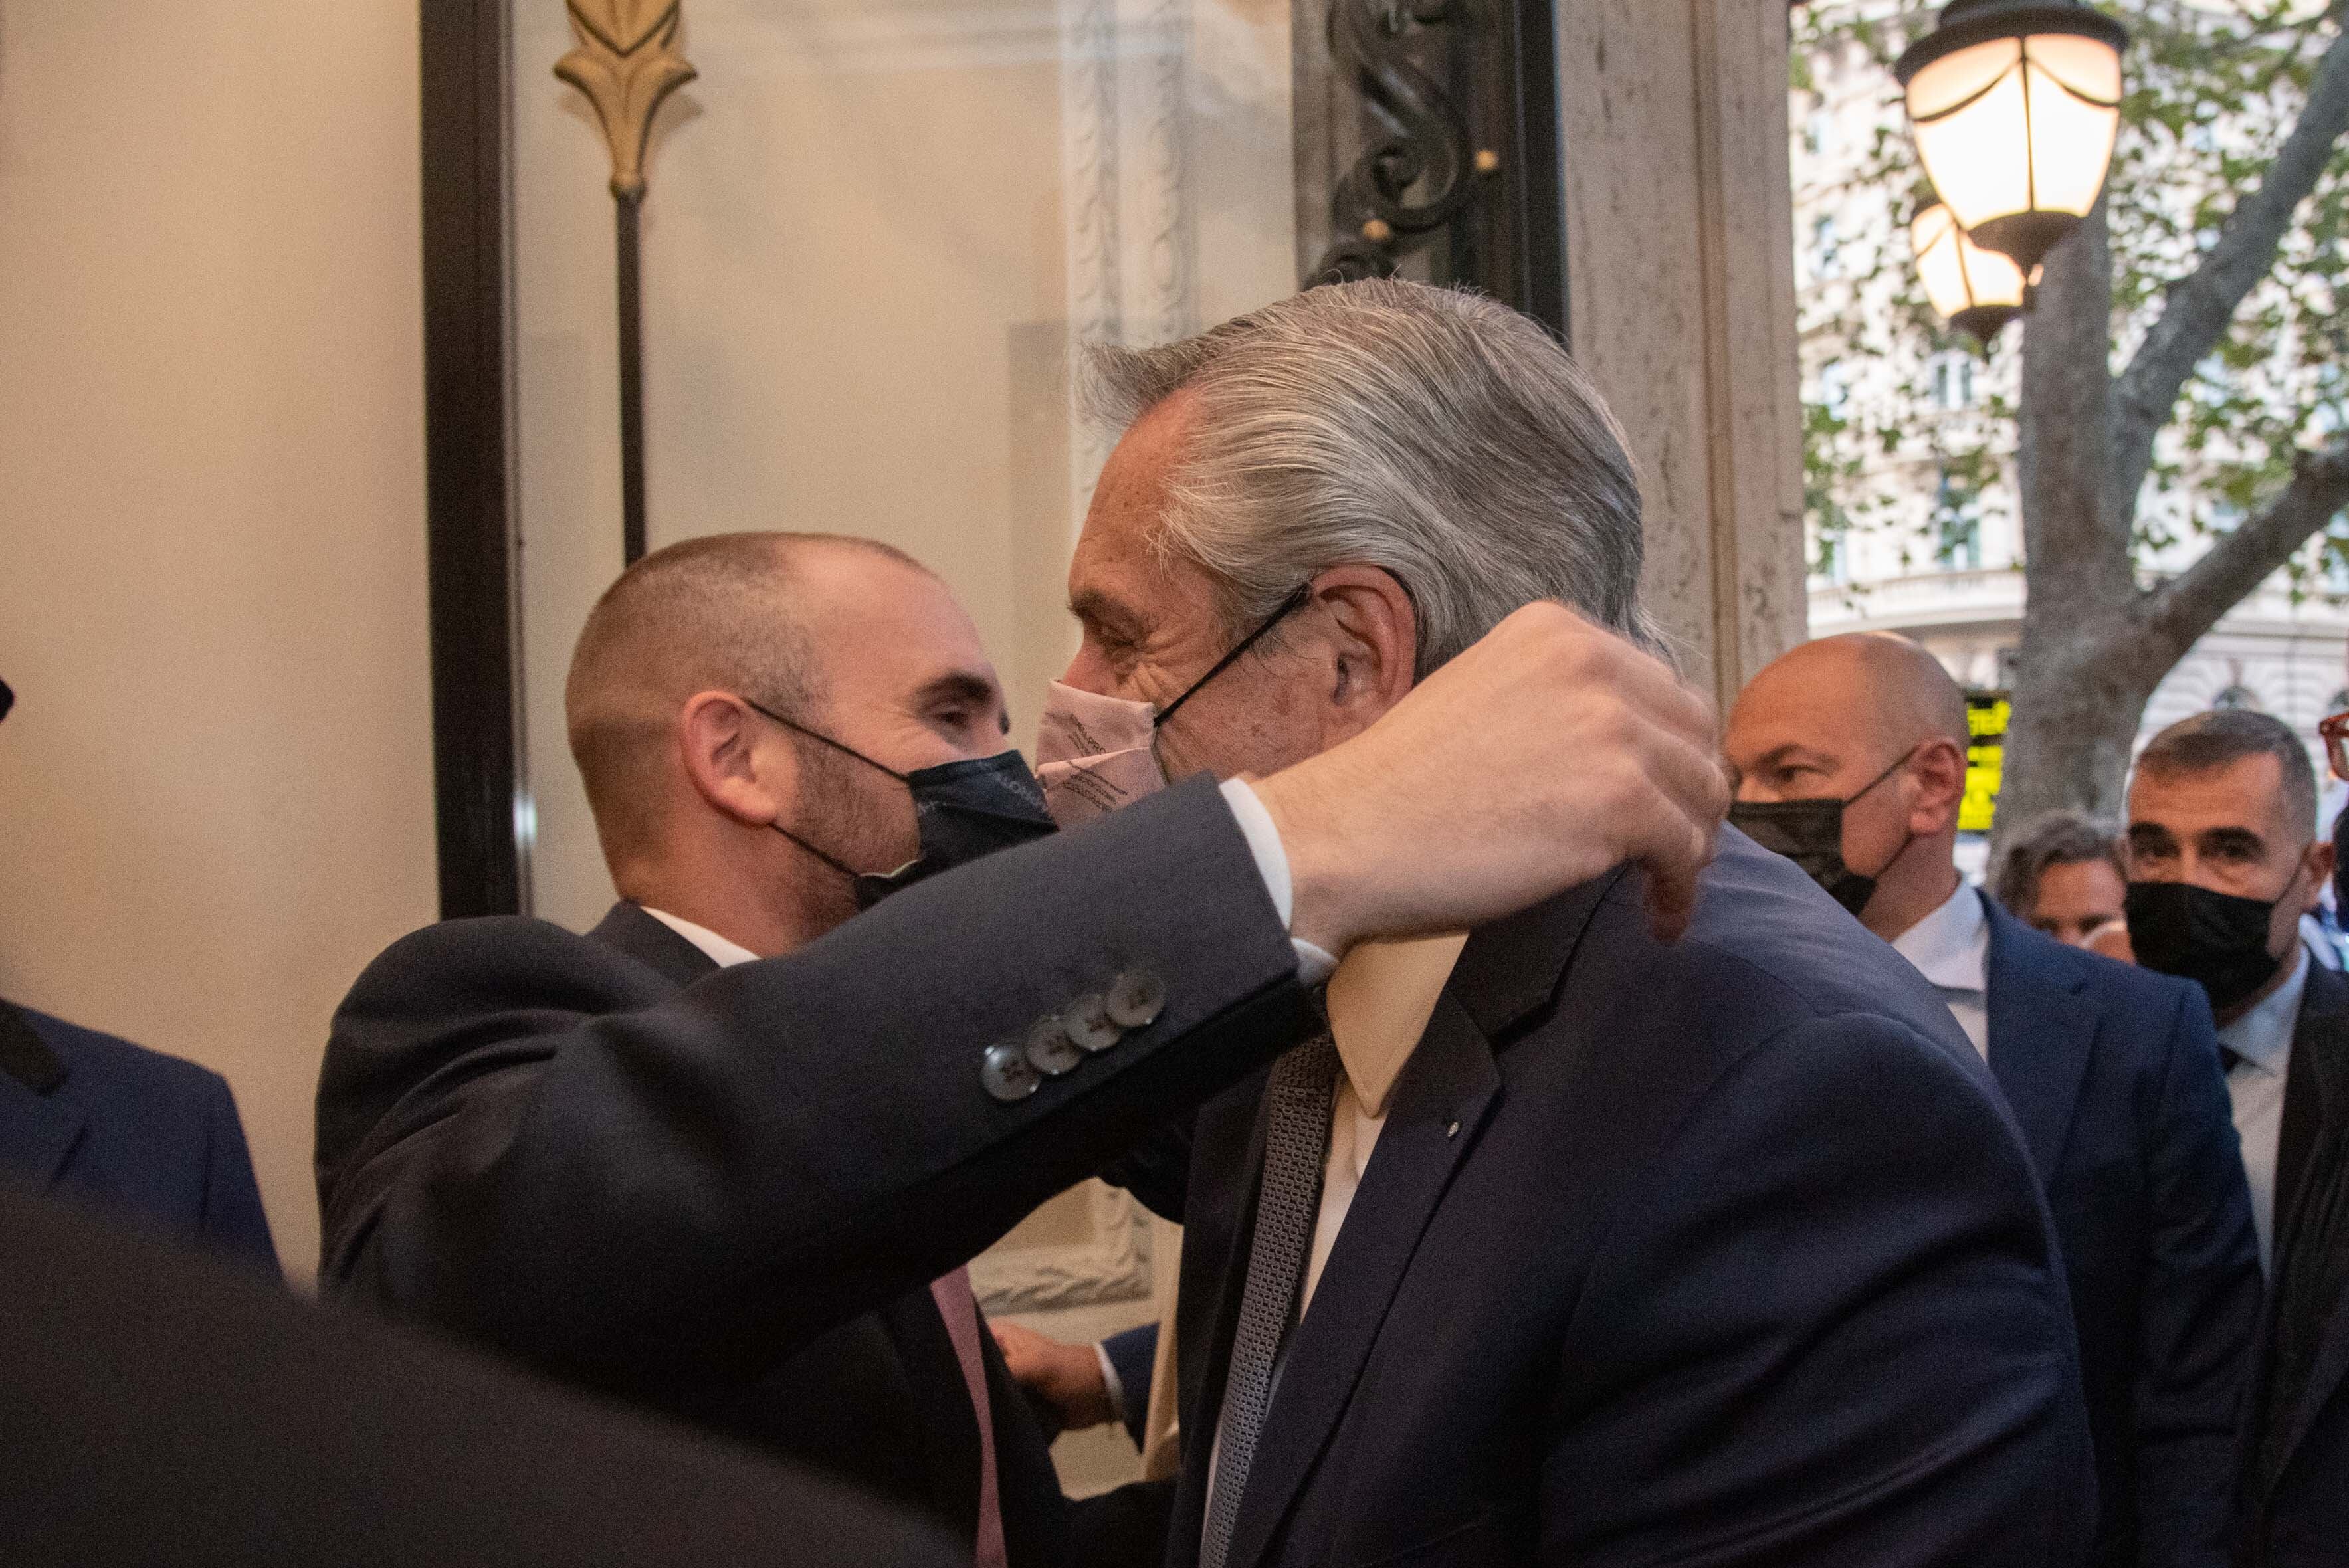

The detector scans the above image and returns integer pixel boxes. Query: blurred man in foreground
[1,1183,956,1568]
[2125,710,2349,1567]
[1053,280,2092,1568]
[316,521,1724,1565]
[1727,633,2257,1568]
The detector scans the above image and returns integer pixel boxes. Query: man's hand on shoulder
[1256,603,1726,954]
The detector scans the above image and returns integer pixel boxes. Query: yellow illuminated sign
[1960,691,2009,834]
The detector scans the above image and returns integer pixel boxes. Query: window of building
[1814,528,1852,585]
[1804,106,1833,157]
[1811,215,1840,279]
[1933,467,1982,571]
[1817,358,1851,417]
[1927,350,1975,411]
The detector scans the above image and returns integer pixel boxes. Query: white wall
[0,1,435,1282]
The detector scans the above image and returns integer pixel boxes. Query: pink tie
[930,1268,1008,1568]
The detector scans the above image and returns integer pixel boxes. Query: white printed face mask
[1033,585,1311,827]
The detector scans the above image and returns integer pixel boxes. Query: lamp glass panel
[1912,207,1978,317]
[1906,35,2019,118]
[1910,40,2032,232]
[2029,32,2122,103]
[1912,205,2027,321]
[1956,223,2027,308]
[2023,36,2122,217]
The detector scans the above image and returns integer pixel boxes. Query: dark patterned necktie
[1201,1034,1340,1568]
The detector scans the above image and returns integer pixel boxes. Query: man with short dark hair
[2126,709,2336,1275]
[317,525,1728,1568]
[1727,633,2258,1568]
[2128,709,2349,1568]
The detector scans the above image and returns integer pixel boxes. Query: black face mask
[1728,750,1915,918]
[2123,880,2286,1016]
[745,700,1057,909]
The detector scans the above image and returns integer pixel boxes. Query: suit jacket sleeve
[1542,1012,2096,1567]
[197,1072,278,1274]
[318,778,1310,1379]
[2131,983,2262,1568]
[1103,1321,1161,1450]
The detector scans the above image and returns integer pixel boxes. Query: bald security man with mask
[317,528,1725,1568]
[1048,280,2093,1568]
[1725,633,2259,1568]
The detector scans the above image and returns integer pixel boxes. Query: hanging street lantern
[1911,202,2033,343]
[1895,0,2128,274]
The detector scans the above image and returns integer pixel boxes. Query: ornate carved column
[1556,0,1807,702]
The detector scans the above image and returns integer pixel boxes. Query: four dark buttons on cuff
[982,969,1164,1102]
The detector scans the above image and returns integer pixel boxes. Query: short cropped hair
[565,531,920,862]
[2132,708,2319,846]
[1078,278,1657,678]
[1993,810,2125,916]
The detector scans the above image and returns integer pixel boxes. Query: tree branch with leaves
[1795,0,2349,849]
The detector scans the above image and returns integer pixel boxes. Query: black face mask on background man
[2122,879,2288,1017]
[1727,749,1916,918]
[745,699,1057,909]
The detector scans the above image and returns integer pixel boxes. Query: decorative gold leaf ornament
[556,0,697,199]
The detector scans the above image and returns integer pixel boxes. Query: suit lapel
[1215,872,1619,1568]
[2269,971,2349,1482]
[0,1001,83,1189]
[1982,903,2096,1181]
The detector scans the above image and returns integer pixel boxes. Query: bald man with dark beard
[1726,633,2260,1568]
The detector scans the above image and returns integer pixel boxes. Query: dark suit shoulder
[1607,831,1982,1070]
[341,914,674,1018]
[1987,900,2205,1040]
[316,915,676,1212]
[20,1005,230,1114]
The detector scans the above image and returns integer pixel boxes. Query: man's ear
[677,691,795,829]
[1907,737,1970,834]
[2300,836,2338,914]
[1311,565,1418,743]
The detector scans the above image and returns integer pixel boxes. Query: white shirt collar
[1890,881,1990,994]
[643,907,760,969]
[2217,947,2307,1078]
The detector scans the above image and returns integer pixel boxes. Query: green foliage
[1792,0,2349,588]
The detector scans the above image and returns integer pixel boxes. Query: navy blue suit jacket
[2237,960,2349,1568]
[1979,898,2260,1568]
[0,999,274,1270]
[1156,831,2096,1568]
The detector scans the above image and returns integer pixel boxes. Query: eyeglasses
[2320,709,2349,782]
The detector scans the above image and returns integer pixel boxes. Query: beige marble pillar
[1558,0,1809,704]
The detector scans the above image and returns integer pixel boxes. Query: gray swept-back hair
[1078,278,1657,677]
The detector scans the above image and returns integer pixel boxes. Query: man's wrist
[1241,767,1363,963]
[1220,776,1342,981]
